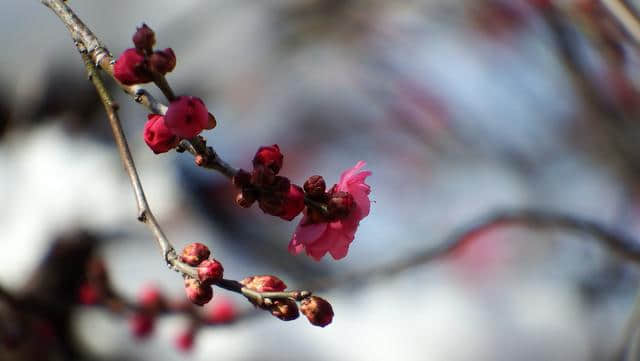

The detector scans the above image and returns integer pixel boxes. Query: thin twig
[41,0,167,115]
[601,0,640,46]
[309,209,640,291]
[79,48,197,277]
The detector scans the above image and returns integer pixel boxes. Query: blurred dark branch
[310,208,640,292]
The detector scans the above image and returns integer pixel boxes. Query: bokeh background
[3,0,640,360]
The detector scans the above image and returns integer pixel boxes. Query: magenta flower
[289,161,371,260]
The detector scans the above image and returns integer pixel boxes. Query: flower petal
[294,222,328,245]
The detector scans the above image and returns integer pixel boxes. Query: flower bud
[165,96,209,138]
[300,296,333,327]
[303,175,326,199]
[236,189,257,208]
[251,166,276,187]
[271,176,291,194]
[233,169,252,188]
[327,191,355,221]
[184,278,213,306]
[129,312,154,339]
[240,275,287,292]
[253,145,284,174]
[113,48,152,85]
[197,259,224,285]
[138,285,164,312]
[279,184,305,221]
[77,282,100,305]
[174,329,195,352]
[132,24,155,53]
[143,114,179,154]
[149,48,176,75]
[269,299,299,321]
[258,193,285,217]
[180,243,211,266]
[206,296,236,324]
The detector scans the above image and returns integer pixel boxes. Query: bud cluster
[129,284,166,339]
[180,242,224,306]
[303,176,356,223]
[114,24,176,85]
[233,145,305,221]
[113,25,216,154]
[240,275,334,326]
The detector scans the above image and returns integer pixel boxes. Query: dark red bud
[327,191,355,221]
[232,169,252,188]
[304,175,326,198]
[149,48,176,75]
[253,145,283,174]
[269,299,299,321]
[236,189,257,208]
[184,278,213,306]
[132,24,155,53]
[240,275,287,292]
[300,296,334,327]
[279,184,305,221]
[114,48,153,85]
[197,259,224,285]
[130,312,155,339]
[174,329,195,352]
[180,243,211,266]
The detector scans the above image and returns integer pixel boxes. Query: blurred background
[3,0,640,360]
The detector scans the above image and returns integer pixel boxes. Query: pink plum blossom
[289,161,371,260]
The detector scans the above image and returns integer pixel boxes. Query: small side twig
[601,0,640,46]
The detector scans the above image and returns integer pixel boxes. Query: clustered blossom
[233,145,372,261]
[240,275,299,321]
[113,25,215,154]
[113,24,176,85]
[233,145,306,221]
[289,161,372,261]
[180,243,224,306]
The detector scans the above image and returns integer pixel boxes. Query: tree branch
[601,0,640,46]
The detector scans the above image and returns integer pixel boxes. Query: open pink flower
[289,161,371,260]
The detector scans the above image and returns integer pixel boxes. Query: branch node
[137,210,147,222]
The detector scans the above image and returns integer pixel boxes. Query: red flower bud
[165,96,209,138]
[174,329,195,352]
[236,189,257,208]
[129,312,154,339]
[327,191,355,221]
[197,259,224,285]
[132,24,155,53]
[184,278,213,306]
[180,243,211,266]
[269,299,299,321]
[113,48,152,85]
[279,184,305,221]
[232,169,252,188]
[206,296,236,324]
[303,175,326,199]
[253,145,283,174]
[251,166,276,187]
[149,48,176,75]
[300,296,333,327]
[240,275,287,292]
[77,282,100,305]
[258,193,285,217]
[138,284,164,312]
[143,114,179,154]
